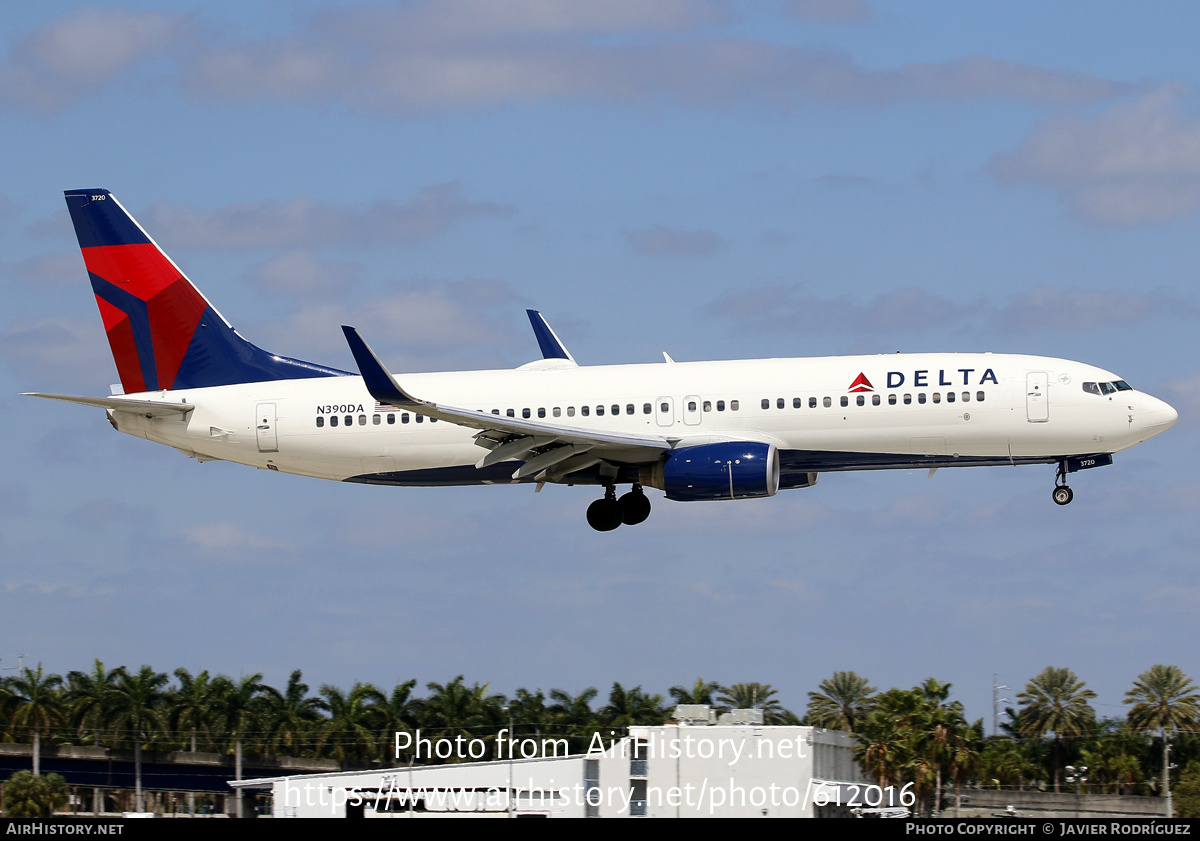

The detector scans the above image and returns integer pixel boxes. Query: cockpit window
[1083,382,1100,395]
[1100,382,1116,395]
[1114,380,1132,391]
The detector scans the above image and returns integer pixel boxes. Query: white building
[231,716,869,818]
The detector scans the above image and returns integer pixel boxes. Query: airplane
[26,189,1179,531]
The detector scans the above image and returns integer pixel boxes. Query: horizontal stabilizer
[23,392,194,417]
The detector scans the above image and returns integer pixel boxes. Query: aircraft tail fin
[63,189,345,393]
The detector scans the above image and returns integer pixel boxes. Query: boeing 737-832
[27,189,1178,531]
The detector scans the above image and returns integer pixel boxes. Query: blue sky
[3,0,1199,731]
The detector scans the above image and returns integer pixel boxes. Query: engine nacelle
[646,442,780,502]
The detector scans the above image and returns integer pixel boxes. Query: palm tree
[108,666,169,812]
[65,661,126,749]
[212,673,279,817]
[317,681,384,765]
[717,682,790,724]
[599,683,667,728]
[266,670,327,758]
[8,665,64,777]
[170,669,219,753]
[807,671,877,732]
[416,676,506,761]
[1125,665,1200,814]
[669,678,721,708]
[548,687,599,752]
[1017,666,1097,792]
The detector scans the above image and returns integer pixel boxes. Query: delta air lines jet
[27,189,1178,531]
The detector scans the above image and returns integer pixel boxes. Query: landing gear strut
[1052,461,1073,506]
[587,484,652,531]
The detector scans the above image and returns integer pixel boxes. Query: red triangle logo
[848,373,874,392]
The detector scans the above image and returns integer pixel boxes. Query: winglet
[341,326,419,408]
[526,310,576,364]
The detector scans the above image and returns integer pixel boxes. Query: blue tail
[64,189,347,392]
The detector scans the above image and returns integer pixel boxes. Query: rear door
[256,403,279,452]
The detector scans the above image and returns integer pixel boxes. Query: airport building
[230,709,869,818]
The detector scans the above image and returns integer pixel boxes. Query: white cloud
[0,8,185,113]
[181,522,296,553]
[626,225,724,256]
[245,251,361,297]
[784,0,873,24]
[180,4,1123,115]
[990,86,1200,225]
[141,184,515,248]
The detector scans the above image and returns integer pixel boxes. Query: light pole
[1065,765,1088,818]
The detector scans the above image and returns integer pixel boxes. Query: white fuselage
[106,352,1176,492]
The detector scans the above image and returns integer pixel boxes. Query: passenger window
[872,394,880,406]
[597,405,605,416]
[612,404,620,415]
[359,415,366,425]
[506,409,515,417]
[717,400,725,412]
[903,394,912,405]
[823,397,831,408]
[932,393,940,404]
[809,397,817,408]
[402,414,410,424]
[316,416,324,428]
[522,408,531,418]
[643,403,651,414]
[567,407,575,417]
[582,406,590,417]
[840,396,848,407]
[703,401,712,412]
[345,415,352,426]
[373,414,381,424]
[492,408,500,415]
[687,401,697,412]
[626,404,634,415]
[538,408,546,418]
[976,391,985,402]
[946,392,955,403]
[777,398,785,409]
[888,394,897,405]
[553,407,561,418]
[918,394,926,404]
[730,400,739,411]
[962,392,970,402]
[762,398,770,410]
[387,414,395,424]
[430,418,437,423]
[793,397,801,408]
[416,415,423,423]
[856,395,865,407]
[330,416,338,427]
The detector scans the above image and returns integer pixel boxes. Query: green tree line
[4,662,1200,815]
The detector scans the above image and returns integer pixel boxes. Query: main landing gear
[1052,460,1074,506]
[586,484,652,531]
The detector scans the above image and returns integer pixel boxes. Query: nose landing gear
[1052,461,1073,506]
[586,484,652,531]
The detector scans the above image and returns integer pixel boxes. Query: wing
[341,326,671,480]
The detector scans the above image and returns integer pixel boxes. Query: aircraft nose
[1138,394,1178,441]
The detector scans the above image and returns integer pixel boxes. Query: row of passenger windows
[316,413,441,428]
[314,391,988,428]
[761,392,987,408]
